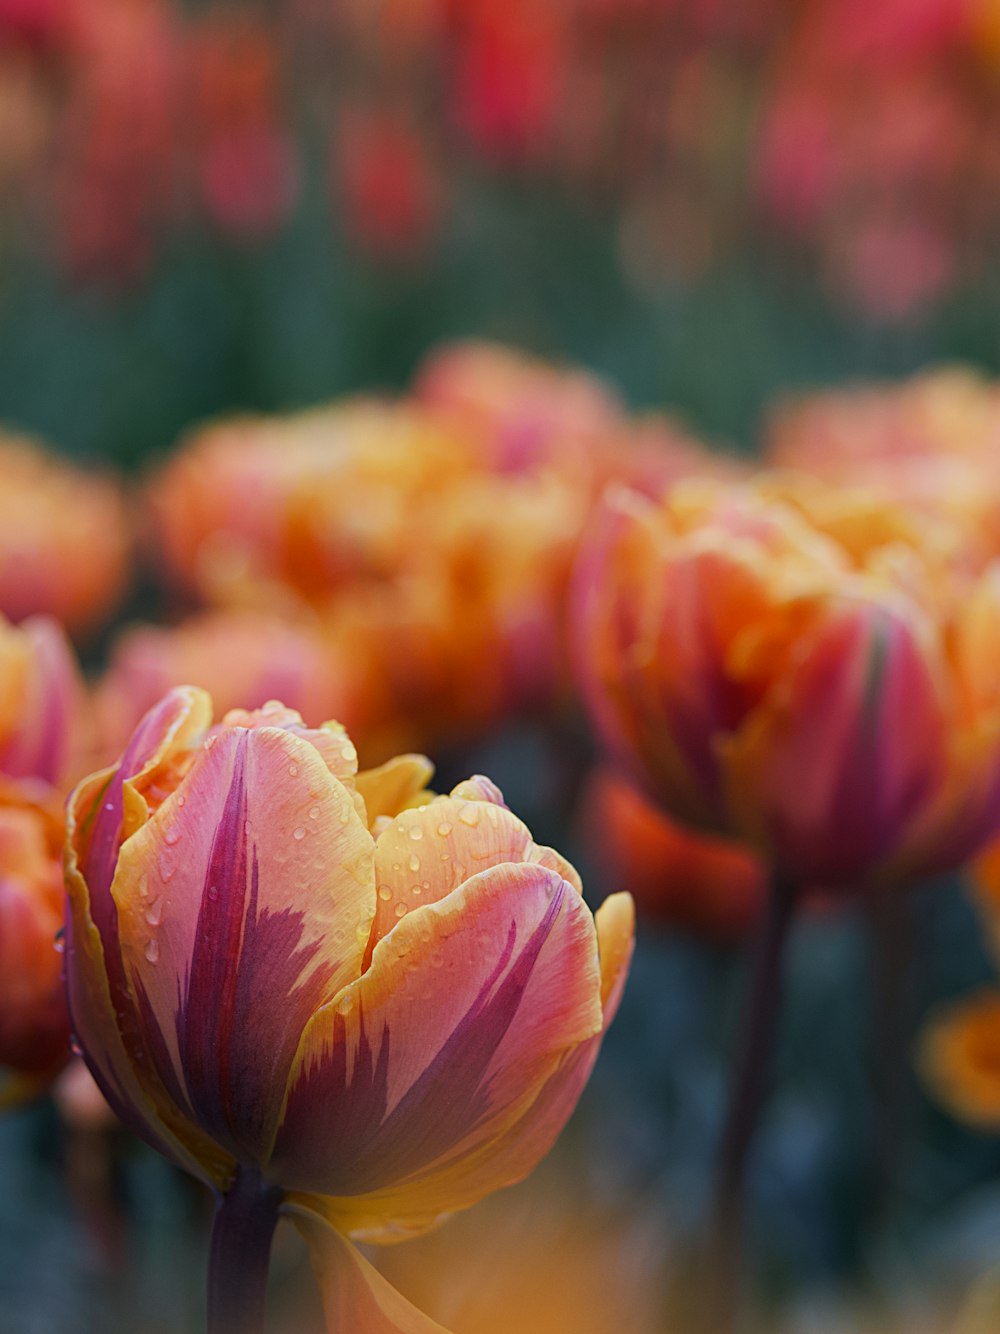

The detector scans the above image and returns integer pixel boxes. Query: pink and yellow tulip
[574,478,1000,892]
[64,688,632,1332]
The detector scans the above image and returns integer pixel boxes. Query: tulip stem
[207,1166,282,1334]
[704,869,797,1332]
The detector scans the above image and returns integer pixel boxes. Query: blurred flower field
[5,3,1000,1334]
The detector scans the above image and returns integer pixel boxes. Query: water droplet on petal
[145,899,163,926]
[409,826,424,841]
[289,763,299,777]
[309,805,320,820]
[207,885,219,902]
[394,903,408,918]
[459,804,480,827]
[378,885,392,901]
[408,854,421,873]
[164,825,180,846]
[293,827,306,840]
[437,822,452,837]
[145,938,159,965]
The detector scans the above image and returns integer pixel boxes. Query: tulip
[64,688,632,1333]
[0,785,70,1106]
[0,612,90,791]
[0,434,130,638]
[95,610,372,765]
[574,478,1000,1325]
[575,479,1000,891]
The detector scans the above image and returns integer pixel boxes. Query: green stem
[703,870,797,1333]
[207,1167,282,1334]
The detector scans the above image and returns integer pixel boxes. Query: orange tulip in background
[144,343,727,759]
[580,767,764,941]
[64,688,633,1331]
[0,433,130,640]
[0,786,70,1106]
[95,610,374,766]
[574,478,1000,893]
[0,609,92,1105]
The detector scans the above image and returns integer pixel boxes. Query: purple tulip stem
[207,1166,282,1334]
[703,869,797,1332]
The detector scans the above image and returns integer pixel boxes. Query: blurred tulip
[765,367,1000,569]
[95,610,373,765]
[64,688,633,1331]
[574,480,1000,892]
[580,767,764,940]
[0,611,89,790]
[0,785,70,1105]
[0,432,130,638]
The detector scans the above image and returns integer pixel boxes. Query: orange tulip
[575,479,1000,891]
[0,432,130,638]
[64,688,632,1332]
[580,767,764,940]
[0,785,71,1106]
[95,610,373,765]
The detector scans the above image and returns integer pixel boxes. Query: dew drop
[138,875,149,900]
[338,808,350,825]
[394,903,408,918]
[158,857,175,884]
[104,802,114,813]
[289,763,299,777]
[408,853,421,873]
[207,884,219,902]
[308,805,320,820]
[145,938,160,965]
[421,880,430,890]
[164,825,180,846]
[293,826,306,840]
[176,795,186,809]
[437,822,452,837]
[145,899,163,927]
[378,886,392,901]
[459,804,480,827]
[409,826,424,841]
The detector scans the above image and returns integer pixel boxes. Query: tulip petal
[288,893,633,1240]
[288,1203,451,1334]
[271,864,603,1223]
[367,797,537,954]
[65,687,228,1184]
[356,755,435,827]
[723,597,946,885]
[113,724,375,1164]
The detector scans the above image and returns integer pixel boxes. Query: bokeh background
[4,1,1000,1331]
